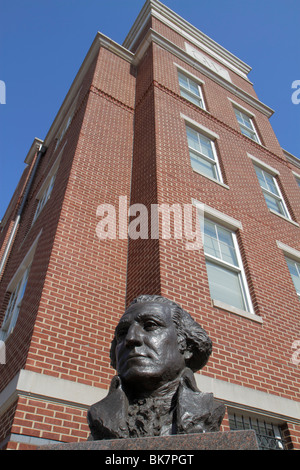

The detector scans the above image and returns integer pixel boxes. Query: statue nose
[125,323,143,347]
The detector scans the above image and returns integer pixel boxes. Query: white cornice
[123,0,252,80]
[134,28,274,118]
[43,33,133,147]
[282,148,300,169]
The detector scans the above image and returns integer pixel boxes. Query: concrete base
[39,430,259,450]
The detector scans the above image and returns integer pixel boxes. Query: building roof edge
[123,0,252,78]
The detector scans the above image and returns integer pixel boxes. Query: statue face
[114,302,186,391]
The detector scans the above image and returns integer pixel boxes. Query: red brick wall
[6,396,89,448]
[126,45,162,304]
[24,47,135,389]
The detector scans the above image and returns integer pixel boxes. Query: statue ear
[183,349,193,360]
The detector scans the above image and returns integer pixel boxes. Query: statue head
[110,295,212,393]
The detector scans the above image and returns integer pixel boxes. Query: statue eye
[143,320,159,331]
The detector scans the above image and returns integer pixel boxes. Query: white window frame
[32,142,66,225]
[0,266,31,341]
[203,219,253,313]
[255,166,290,218]
[230,100,260,143]
[177,69,206,110]
[0,231,41,341]
[193,200,255,318]
[277,241,300,298]
[285,258,300,298]
[292,171,300,189]
[248,154,291,220]
[182,115,223,184]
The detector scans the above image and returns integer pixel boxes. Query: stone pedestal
[39,430,259,450]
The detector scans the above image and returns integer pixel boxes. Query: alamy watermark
[0,80,6,104]
[291,80,300,104]
[292,340,300,366]
[0,340,5,364]
[96,196,204,251]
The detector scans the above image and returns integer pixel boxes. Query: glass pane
[18,268,30,303]
[199,134,214,160]
[218,226,238,266]
[234,109,244,124]
[206,260,246,310]
[255,167,267,190]
[204,221,220,258]
[189,80,200,96]
[263,171,278,195]
[240,126,257,141]
[263,192,285,215]
[190,152,217,180]
[181,89,202,107]
[286,258,300,294]
[187,127,200,152]
[204,221,238,266]
[178,72,189,88]
[241,113,252,129]
[234,109,252,130]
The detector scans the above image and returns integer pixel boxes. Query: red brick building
[0,0,299,450]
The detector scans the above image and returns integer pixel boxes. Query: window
[178,71,205,109]
[285,257,300,297]
[54,85,82,151]
[203,219,252,312]
[234,107,260,143]
[32,173,57,225]
[229,412,285,450]
[293,172,300,189]
[186,126,222,182]
[254,166,290,219]
[32,142,65,225]
[0,231,41,341]
[0,264,31,341]
[277,241,300,299]
[55,115,72,151]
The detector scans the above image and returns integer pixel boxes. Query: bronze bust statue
[87,295,225,440]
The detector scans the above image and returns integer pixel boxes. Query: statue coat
[87,368,225,440]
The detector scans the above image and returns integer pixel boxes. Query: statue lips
[126,351,151,361]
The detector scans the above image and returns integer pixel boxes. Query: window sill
[212,299,263,324]
[192,169,230,189]
[269,209,299,227]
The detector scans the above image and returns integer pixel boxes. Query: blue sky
[0,0,299,219]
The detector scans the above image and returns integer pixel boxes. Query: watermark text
[0,340,6,364]
[0,80,6,104]
[292,340,300,366]
[291,80,300,104]
[96,197,204,251]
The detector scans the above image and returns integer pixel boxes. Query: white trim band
[196,374,300,424]
[0,369,106,415]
